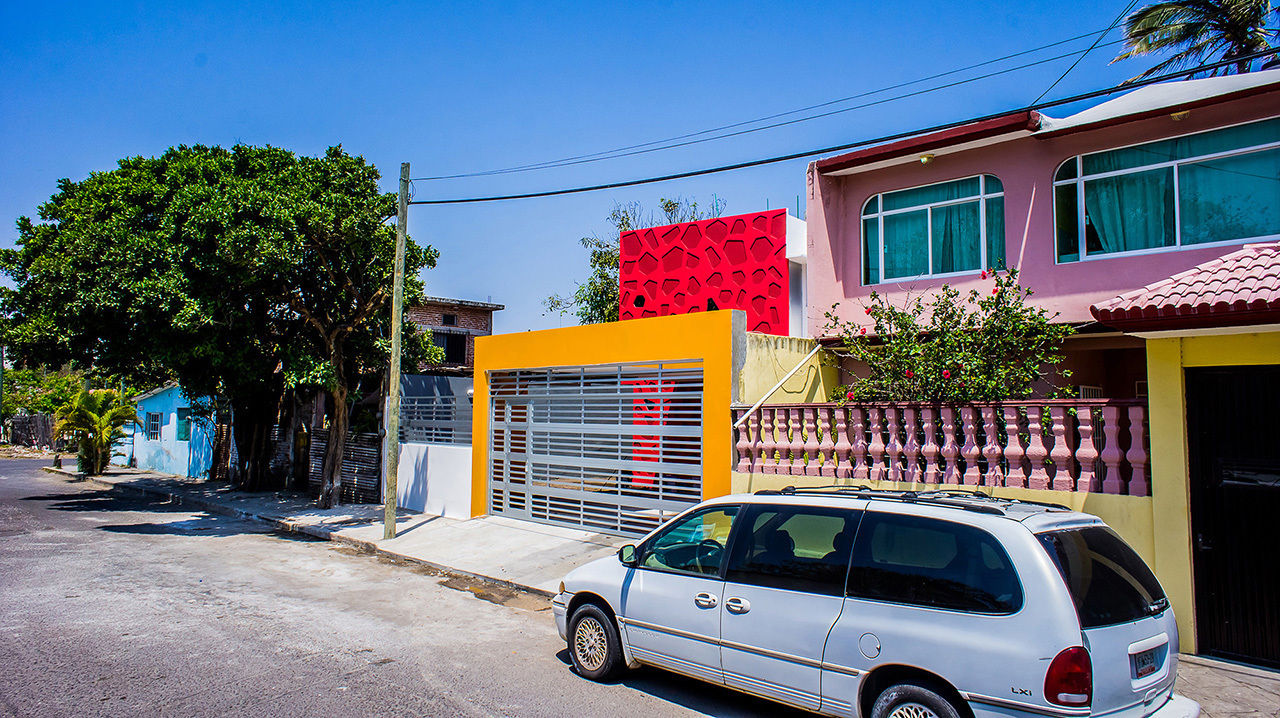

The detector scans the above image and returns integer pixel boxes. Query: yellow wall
[738,334,839,406]
[470,310,743,518]
[730,472,1156,565]
[1145,330,1280,653]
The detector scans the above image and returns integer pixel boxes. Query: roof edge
[815,111,1040,175]
[1034,82,1280,139]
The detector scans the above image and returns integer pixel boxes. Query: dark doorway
[1185,365,1280,668]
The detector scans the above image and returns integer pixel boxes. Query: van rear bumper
[1149,694,1200,718]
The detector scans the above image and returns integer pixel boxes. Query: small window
[432,333,467,364]
[442,313,458,326]
[176,408,192,442]
[861,174,1005,285]
[145,412,162,441]
[725,505,862,596]
[640,506,738,577]
[1038,526,1166,628]
[847,512,1022,613]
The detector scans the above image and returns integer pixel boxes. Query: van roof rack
[753,485,1069,515]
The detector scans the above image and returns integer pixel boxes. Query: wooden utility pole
[383,162,410,540]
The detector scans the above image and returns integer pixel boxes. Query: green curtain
[863,218,880,284]
[931,202,981,274]
[1084,166,1175,255]
[883,211,928,279]
[1179,148,1280,245]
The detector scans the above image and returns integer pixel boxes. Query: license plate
[1134,648,1158,678]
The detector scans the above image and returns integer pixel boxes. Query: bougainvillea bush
[825,269,1074,403]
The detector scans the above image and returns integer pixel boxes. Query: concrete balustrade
[731,400,1150,496]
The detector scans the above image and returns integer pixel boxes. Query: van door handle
[725,597,751,614]
[694,592,718,609]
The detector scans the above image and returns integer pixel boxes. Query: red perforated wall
[618,209,789,335]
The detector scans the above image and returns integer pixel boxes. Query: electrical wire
[406,48,1277,206]
[1032,0,1141,105]
[411,27,1125,182]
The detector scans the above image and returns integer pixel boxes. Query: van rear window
[1038,527,1167,628]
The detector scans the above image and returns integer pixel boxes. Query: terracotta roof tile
[1090,242,1280,330]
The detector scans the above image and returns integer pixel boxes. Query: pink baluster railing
[731,400,1148,496]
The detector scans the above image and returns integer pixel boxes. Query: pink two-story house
[806,69,1280,398]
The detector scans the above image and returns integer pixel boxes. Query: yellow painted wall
[738,333,839,406]
[1144,330,1280,653]
[470,310,743,518]
[730,472,1157,565]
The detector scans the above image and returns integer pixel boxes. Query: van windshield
[1038,526,1167,629]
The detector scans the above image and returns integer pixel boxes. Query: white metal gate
[488,360,704,536]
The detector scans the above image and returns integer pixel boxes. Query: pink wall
[805,92,1280,335]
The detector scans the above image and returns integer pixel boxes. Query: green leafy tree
[53,389,136,475]
[2,368,86,417]
[2,145,441,502]
[1113,0,1278,80]
[825,269,1075,403]
[544,196,725,325]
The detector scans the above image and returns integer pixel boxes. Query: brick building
[408,296,504,375]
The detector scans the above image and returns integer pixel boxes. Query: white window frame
[861,174,1004,284]
[1053,115,1280,264]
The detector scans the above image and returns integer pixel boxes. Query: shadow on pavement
[552,648,814,717]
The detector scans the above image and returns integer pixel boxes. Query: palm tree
[54,389,137,475]
[1113,0,1278,81]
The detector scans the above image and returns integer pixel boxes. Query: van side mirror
[618,543,638,567]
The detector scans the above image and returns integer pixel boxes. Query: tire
[567,603,625,681]
[871,682,964,718]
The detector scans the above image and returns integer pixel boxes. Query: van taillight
[1045,647,1092,707]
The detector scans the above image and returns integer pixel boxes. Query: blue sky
[1,1,1150,332]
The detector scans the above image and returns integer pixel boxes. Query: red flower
[980,270,987,279]
[942,370,951,379]
[845,391,855,400]
[859,327,867,335]
[992,287,999,295]
[864,306,872,315]
[904,369,914,378]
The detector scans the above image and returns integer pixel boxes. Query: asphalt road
[0,459,812,718]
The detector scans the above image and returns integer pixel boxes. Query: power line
[412,27,1125,182]
[1032,0,1140,105]
[407,49,1277,206]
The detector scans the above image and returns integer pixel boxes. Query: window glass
[862,196,879,215]
[983,174,1003,193]
[985,196,1006,268]
[145,412,162,441]
[725,505,861,596]
[847,512,1022,613]
[1083,167,1176,255]
[1055,185,1080,262]
[442,313,458,326]
[641,505,738,576]
[176,408,191,442]
[1082,117,1280,175]
[1038,526,1166,628]
[883,211,929,279]
[883,176,980,211]
[1055,159,1078,182]
[1179,147,1280,245]
[931,202,981,274]
[862,218,879,286]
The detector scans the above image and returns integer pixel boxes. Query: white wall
[395,442,472,519]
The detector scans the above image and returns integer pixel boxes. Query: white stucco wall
[395,442,472,519]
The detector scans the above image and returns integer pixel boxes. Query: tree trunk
[318,341,349,509]
[230,391,281,491]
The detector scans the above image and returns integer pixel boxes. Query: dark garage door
[1185,365,1280,668]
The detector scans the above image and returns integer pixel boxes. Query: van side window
[846,512,1022,613]
[725,505,862,597]
[639,506,738,577]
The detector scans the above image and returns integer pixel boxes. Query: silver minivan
[553,487,1200,718]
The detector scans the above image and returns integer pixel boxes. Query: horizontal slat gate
[488,360,704,537]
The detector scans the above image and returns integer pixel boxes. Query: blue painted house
[114,383,216,478]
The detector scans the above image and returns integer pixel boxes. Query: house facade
[408,296,504,374]
[807,69,1280,397]
[115,383,216,478]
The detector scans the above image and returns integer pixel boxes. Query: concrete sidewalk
[42,466,625,596]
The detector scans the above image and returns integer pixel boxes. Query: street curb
[40,466,554,600]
